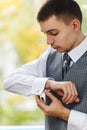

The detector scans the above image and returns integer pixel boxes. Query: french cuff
[68,110,86,130]
[30,78,49,95]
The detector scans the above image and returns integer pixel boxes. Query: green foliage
[0,94,44,125]
[11,25,47,64]
[0,0,47,65]
[0,0,45,125]
[1,106,44,125]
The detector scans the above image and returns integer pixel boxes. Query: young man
[4,0,87,130]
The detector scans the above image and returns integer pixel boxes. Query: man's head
[37,0,84,52]
[37,0,82,25]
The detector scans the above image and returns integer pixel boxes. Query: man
[4,0,87,130]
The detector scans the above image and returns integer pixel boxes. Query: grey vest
[45,50,87,130]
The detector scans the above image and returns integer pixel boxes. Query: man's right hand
[45,80,80,104]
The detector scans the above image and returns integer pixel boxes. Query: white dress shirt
[4,35,87,130]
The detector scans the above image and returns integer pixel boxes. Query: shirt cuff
[68,110,86,130]
[31,78,49,95]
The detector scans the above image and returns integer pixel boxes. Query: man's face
[39,15,78,52]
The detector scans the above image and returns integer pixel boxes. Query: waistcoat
[45,50,87,130]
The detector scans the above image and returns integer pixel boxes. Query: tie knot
[62,53,72,78]
[63,53,71,64]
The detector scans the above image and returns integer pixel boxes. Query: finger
[35,95,45,104]
[62,84,71,103]
[45,90,57,101]
[35,95,41,105]
[65,83,80,104]
[65,82,76,104]
[75,97,80,102]
[70,83,77,103]
[72,84,80,102]
[68,83,79,103]
[62,82,75,104]
[61,86,68,100]
[35,95,40,101]
[35,95,48,111]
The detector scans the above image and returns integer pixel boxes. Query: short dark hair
[37,0,82,25]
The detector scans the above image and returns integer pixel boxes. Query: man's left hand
[35,90,70,121]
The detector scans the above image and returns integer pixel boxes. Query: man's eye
[50,32,58,36]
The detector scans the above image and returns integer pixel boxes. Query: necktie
[62,53,72,78]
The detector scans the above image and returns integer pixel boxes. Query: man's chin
[56,48,64,53]
[52,46,65,52]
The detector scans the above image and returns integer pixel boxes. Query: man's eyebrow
[41,29,57,33]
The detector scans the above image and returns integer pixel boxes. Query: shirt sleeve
[4,47,54,96]
[67,110,87,130]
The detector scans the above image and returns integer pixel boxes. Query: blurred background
[0,0,87,126]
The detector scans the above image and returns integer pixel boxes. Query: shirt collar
[68,35,87,63]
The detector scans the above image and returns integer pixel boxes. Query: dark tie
[62,53,72,78]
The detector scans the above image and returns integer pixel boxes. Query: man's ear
[71,19,81,31]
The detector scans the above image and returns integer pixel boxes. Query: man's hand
[45,80,80,104]
[35,90,70,121]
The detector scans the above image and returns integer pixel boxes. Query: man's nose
[47,36,54,45]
